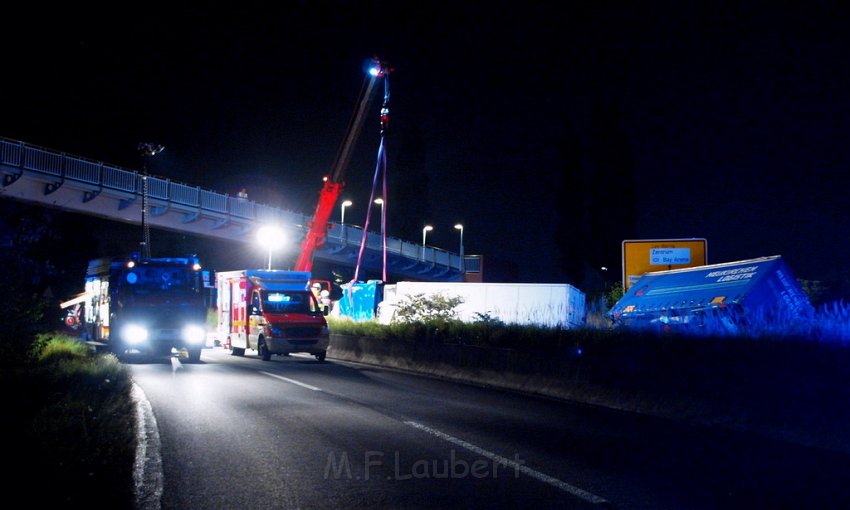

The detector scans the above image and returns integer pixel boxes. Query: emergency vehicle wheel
[315,351,326,362]
[259,339,272,361]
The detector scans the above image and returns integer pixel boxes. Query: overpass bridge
[0,137,480,281]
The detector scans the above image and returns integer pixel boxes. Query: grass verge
[0,333,136,507]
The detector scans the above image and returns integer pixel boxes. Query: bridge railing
[0,137,463,273]
[145,176,168,199]
[102,164,137,192]
[64,156,101,184]
[170,181,199,206]
[201,189,227,213]
[23,145,64,176]
[0,139,22,166]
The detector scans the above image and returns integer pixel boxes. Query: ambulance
[216,270,329,361]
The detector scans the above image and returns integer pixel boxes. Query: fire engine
[82,254,210,362]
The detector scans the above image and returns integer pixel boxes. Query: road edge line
[132,383,164,510]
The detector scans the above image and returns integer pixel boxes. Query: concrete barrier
[329,333,850,455]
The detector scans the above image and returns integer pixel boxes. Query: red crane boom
[294,57,390,272]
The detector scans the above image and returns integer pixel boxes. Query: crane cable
[352,61,391,283]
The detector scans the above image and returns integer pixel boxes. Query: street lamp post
[340,200,352,225]
[421,225,433,260]
[454,223,464,272]
[340,200,352,244]
[257,225,285,270]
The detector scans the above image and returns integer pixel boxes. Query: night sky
[3,2,850,292]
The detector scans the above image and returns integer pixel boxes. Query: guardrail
[0,137,463,271]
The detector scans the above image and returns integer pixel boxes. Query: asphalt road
[129,348,850,509]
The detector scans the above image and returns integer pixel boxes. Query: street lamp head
[257,225,286,250]
[257,225,286,270]
[340,200,353,224]
[374,198,384,205]
[454,224,463,231]
[421,225,433,256]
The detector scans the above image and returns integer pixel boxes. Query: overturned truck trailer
[608,255,813,335]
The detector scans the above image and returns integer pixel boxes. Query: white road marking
[403,420,608,505]
[261,371,322,391]
[132,383,163,510]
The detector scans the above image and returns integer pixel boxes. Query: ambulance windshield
[262,291,315,314]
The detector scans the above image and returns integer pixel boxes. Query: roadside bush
[37,333,90,362]
[330,295,850,357]
[392,292,464,324]
[0,203,56,366]
[605,281,625,309]
[471,311,504,326]
[330,315,586,352]
[584,295,614,330]
[0,287,50,365]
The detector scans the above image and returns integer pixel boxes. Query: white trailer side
[378,281,586,328]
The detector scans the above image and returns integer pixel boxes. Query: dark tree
[0,202,56,363]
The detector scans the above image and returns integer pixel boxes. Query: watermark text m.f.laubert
[324,450,525,481]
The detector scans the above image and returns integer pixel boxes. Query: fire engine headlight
[270,327,283,336]
[122,325,148,345]
[182,325,206,344]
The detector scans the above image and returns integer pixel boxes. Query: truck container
[607,255,814,335]
[82,254,210,362]
[216,269,330,361]
[334,280,384,321]
[373,281,586,328]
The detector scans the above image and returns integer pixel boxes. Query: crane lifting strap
[352,64,391,283]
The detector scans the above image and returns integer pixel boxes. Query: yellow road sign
[622,238,707,290]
